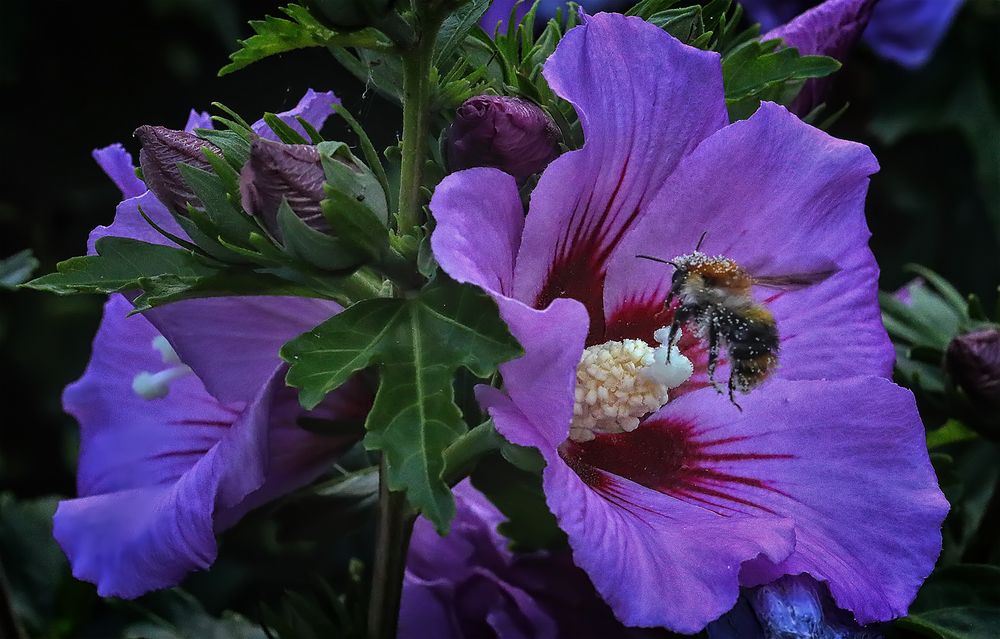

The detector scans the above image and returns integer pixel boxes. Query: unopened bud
[947,329,1000,408]
[135,125,222,214]
[446,96,559,180]
[239,138,328,238]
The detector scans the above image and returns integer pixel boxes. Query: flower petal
[431,165,589,450]
[184,109,213,132]
[429,167,524,298]
[764,0,877,115]
[604,102,891,380]
[86,191,184,255]
[477,387,796,633]
[252,89,340,142]
[864,0,963,68]
[92,144,147,199]
[145,296,340,404]
[55,296,356,597]
[610,377,946,624]
[511,13,728,340]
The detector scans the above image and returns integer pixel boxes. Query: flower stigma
[132,335,193,400]
[570,328,693,443]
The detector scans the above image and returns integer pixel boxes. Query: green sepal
[277,199,368,271]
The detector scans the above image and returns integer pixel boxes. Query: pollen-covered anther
[569,329,693,443]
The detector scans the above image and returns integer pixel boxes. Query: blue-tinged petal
[92,144,146,199]
[54,296,359,597]
[184,109,214,132]
[864,0,964,68]
[252,89,339,142]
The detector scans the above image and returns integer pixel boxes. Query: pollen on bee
[569,329,693,443]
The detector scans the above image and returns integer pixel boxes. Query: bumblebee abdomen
[732,352,778,391]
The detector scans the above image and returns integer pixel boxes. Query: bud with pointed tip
[239,138,328,239]
[135,125,222,214]
[446,96,559,181]
[947,328,1000,408]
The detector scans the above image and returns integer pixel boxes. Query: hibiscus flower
[430,13,947,633]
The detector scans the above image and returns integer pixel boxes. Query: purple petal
[603,102,892,382]
[184,109,214,132]
[430,167,524,298]
[430,166,589,450]
[477,387,797,633]
[145,296,341,404]
[55,296,358,598]
[511,13,728,341]
[864,0,964,68]
[479,0,530,35]
[86,191,186,255]
[92,144,146,199]
[554,376,944,629]
[764,0,877,115]
[252,89,340,142]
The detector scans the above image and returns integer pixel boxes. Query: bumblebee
[639,241,829,408]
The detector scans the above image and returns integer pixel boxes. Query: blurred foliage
[0,0,999,637]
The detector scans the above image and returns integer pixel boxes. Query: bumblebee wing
[752,270,834,290]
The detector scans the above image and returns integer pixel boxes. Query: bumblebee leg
[728,371,743,412]
[666,318,681,364]
[706,317,721,389]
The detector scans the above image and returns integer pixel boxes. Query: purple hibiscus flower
[743,0,965,68]
[401,481,660,639]
[54,90,373,599]
[430,12,947,634]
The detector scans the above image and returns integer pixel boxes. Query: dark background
[0,1,998,636]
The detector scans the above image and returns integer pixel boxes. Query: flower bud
[134,125,222,214]
[946,329,1000,408]
[239,138,328,239]
[446,96,559,180]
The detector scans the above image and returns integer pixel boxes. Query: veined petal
[477,387,796,633]
[565,377,945,627]
[55,296,357,597]
[252,89,339,142]
[145,296,341,404]
[429,167,524,298]
[604,102,891,380]
[512,13,728,341]
[92,144,146,199]
[431,165,589,450]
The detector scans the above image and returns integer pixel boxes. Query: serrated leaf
[219,4,385,76]
[723,38,840,120]
[434,0,492,66]
[24,237,216,295]
[1,249,39,289]
[281,277,522,531]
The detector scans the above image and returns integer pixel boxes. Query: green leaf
[928,420,980,449]
[1,249,39,289]
[471,453,566,551]
[321,189,389,260]
[723,38,840,120]
[282,277,522,531]
[219,4,385,76]
[277,199,368,271]
[434,0,492,66]
[24,237,216,296]
[896,565,1000,638]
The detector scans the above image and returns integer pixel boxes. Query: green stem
[367,459,416,639]
[395,13,441,234]
[443,420,503,485]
